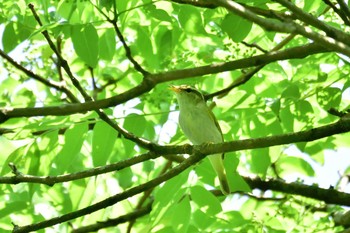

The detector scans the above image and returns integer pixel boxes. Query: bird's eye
[184,88,192,93]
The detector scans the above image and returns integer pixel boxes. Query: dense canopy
[1,0,350,232]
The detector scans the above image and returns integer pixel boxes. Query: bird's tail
[208,154,230,195]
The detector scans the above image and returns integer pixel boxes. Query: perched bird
[170,85,230,195]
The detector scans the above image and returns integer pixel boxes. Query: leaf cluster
[1,0,350,232]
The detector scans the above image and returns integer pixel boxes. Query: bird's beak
[169,85,181,93]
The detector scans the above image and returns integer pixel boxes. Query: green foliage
[71,24,99,68]
[221,13,252,42]
[0,0,350,232]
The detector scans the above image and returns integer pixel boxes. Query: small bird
[170,85,230,195]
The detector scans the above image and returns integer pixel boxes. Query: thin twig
[28,3,155,149]
[324,0,350,26]
[0,49,79,103]
[205,33,296,100]
[0,152,159,185]
[109,20,150,76]
[28,3,92,102]
[91,0,150,76]
[336,0,350,19]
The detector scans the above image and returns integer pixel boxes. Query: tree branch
[213,0,350,57]
[12,148,205,233]
[205,33,296,100]
[0,49,79,103]
[0,43,327,121]
[323,0,350,26]
[10,116,350,232]
[274,0,350,46]
[28,3,92,102]
[0,152,159,185]
[93,1,150,77]
[244,177,350,206]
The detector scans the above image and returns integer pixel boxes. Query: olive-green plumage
[170,85,230,195]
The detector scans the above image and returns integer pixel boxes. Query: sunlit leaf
[2,22,18,53]
[251,148,271,177]
[92,121,118,166]
[53,123,88,174]
[71,24,99,67]
[221,13,252,42]
[171,196,191,232]
[178,5,205,34]
[276,155,315,177]
[99,28,116,61]
[190,186,222,216]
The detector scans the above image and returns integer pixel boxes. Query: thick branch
[0,43,327,120]
[274,0,350,46]
[244,177,350,206]
[4,117,350,185]
[213,0,350,58]
[10,116,350,232]
[12,149,205,233]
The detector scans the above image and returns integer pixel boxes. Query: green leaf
[27,143,41,176]
[147,6,173,23]
[303,0,327,14]
[316,87,342,110]
[151,170,189,227]
[276,155,315,177]
[221,13,252,42]
[1,143,31,175]
[251,148,271,177]
[171,196,191,233]
[280,106,294,132]
[226,211,249,228]
[178,5,205,34]
[2,22,18,53]
[71,24,99,67]
[270,98,281,117]
[190,186,222,216]
[53,123,88,174]
[117,167,133,189]
[229,172,251,193]
[36,129,59,154]
[295,100,314,122]
[92,121,118,166]
[135,26,158,69]
[123,113,148,136]
[224,154,242,192]
[281,84,300,100]
[154,170,189,208]
[155,26,173,66]
[193,209,215,229]
[195,159,216,188]
[99,28,116,61]
[17,16,36,41]
[0,201,28,219]
[142,160,155,173]
[99,0,113,10]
